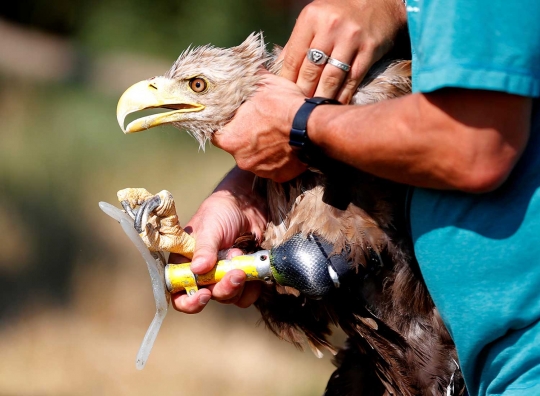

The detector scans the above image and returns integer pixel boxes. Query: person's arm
[309,89,532,192]
[215,73,532,192]
[170,166,267,314]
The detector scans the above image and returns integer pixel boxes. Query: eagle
[115,33,465,395]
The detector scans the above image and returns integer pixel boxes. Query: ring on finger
[307,48,329,65]
[327,57,351,72]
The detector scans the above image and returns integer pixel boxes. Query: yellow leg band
[165,251,272,294]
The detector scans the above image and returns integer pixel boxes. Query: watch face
[289,127,307,148]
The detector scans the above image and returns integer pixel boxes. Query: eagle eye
[189,78,207,93]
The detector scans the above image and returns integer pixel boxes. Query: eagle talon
[117,188,196,258]
[121,200,137,219]
[134,195,162,233]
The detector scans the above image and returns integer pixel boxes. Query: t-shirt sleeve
[407,0,540,97]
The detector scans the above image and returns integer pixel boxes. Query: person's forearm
[213,166,268,235]
[307,89,531,192]
[214,166,257,198]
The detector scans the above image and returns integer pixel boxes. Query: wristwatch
[289,97,340,164]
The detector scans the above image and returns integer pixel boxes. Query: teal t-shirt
[407,1,540,395]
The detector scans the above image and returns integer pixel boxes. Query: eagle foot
[117,188,195,258]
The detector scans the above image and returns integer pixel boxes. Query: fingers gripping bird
[116,33,465,395]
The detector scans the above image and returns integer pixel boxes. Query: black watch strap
[290,97,340,164]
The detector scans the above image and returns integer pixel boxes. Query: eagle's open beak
[117,77,205,134]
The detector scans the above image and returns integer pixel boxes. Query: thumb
[190,235,220,274]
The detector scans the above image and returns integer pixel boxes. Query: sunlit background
[0,1,339,394]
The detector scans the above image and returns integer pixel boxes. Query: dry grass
[0,275,334,396]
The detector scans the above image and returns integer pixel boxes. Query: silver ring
[307,49,328,65]
[327,57,351,72]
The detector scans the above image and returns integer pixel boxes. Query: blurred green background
[0,1,337,394]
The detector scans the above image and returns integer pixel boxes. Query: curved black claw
[133,195,162,233]
[121,200,137,219]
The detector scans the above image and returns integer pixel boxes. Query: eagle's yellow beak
[116,77,205,134]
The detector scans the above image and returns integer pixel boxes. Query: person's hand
[212,72,308,183]
[170,168,267,314]
[280,0,407,103]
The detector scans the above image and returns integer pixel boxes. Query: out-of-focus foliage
[1,0,299,56]
[0,1,335,395]
[0,0,85,35]
[80,0,298,56]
